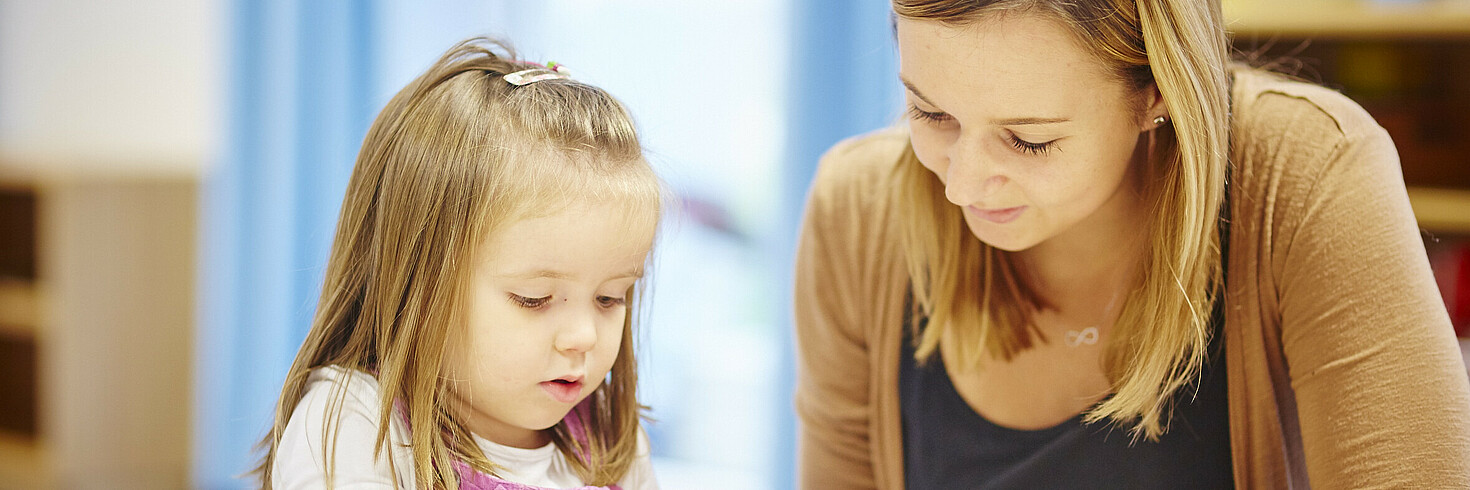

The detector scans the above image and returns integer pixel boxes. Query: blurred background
[0,0,1466,488]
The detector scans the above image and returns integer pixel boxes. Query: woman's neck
[1016,177,1148,318]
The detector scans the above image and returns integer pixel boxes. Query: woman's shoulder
[1230,65,1393,168]
[812,126,910,195]
[801,126,912,262]
[805,126,911,228]
[1228,66,1402,218]
[821,125,911,166]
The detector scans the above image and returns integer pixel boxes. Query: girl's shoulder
[464,427,658,490]
[272,365,413,488]
[305,365,383,399]
[291,366,391,431]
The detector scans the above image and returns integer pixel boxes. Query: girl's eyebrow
[497,270,573,280]
[607,268,645,281]
[497,268,644,280]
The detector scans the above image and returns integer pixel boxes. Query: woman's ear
[1140,83,1169,131]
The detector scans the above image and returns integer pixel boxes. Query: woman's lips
[540,378,583,404]
[969,205,1027,224]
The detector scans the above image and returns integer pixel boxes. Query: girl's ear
[1139,82,1169,131]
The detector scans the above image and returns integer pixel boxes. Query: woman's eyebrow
[902,76,1070,126]
[992,116,1071,126]
[900,76,937,106]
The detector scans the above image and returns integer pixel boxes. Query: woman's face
[896,13,1159,252]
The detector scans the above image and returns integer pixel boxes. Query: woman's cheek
[909,128,949,178]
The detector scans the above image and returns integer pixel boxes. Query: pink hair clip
[503,61,571,86]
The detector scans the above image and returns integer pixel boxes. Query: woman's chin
[965,223,1038,252]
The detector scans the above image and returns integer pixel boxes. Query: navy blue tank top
[899,295,1233,489]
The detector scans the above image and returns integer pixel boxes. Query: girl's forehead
[477,193,658,269]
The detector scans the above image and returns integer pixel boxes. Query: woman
[793,0,1470,488]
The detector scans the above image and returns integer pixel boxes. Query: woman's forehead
[895,15,1118,101]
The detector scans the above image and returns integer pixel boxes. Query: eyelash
[906,104,951,124]
[507,294,627,310]
[509,294,551,310]
[1009,137,1054,156]
[907,104,1056,156]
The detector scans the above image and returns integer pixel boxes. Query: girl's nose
[554,309,598,354]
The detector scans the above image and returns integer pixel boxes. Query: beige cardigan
[794,67,1470,489]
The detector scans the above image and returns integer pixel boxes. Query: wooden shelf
[1409,186,1470,235]
[1225,0,1470,38]
[0,280,38,337]
[0,432,47,489]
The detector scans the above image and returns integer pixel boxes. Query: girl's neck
[451,396,553,449]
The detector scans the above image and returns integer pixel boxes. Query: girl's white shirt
[272,366,659,489]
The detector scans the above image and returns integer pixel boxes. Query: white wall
[0,0,222,177]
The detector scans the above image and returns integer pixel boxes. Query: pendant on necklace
[1064,326,1099,347]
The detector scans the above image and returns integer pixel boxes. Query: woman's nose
[944,137,1007,206]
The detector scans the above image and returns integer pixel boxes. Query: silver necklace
[1063,292,1119,347]
[1064,326,1100,347]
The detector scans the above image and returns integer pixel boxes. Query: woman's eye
[597,296,627,308]
[907,104,953,124]
[1009,135,1057,156]
[508,294,551,309]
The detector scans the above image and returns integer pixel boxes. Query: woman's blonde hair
[254,37,661,488]
[892,0,1230,440]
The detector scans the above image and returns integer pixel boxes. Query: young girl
[255,37,662,489]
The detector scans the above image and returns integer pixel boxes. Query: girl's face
[446,195,654,449]
[896,14,1158,252]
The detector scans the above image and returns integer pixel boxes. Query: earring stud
[1152,115,1168,126]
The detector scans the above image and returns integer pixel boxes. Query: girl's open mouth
[540,377,583,403]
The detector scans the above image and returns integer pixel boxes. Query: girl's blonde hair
[892,0,1230,440]
[255,37,661,488]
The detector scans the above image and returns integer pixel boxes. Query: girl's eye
[907,104,952,124]
[1009,135,1057,156]
[509,294,551,309]
[597,296,626,309]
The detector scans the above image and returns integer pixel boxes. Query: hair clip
[503,61,571,86]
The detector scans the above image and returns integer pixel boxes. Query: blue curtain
[193,1,375,487]
[778,1,901,487]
